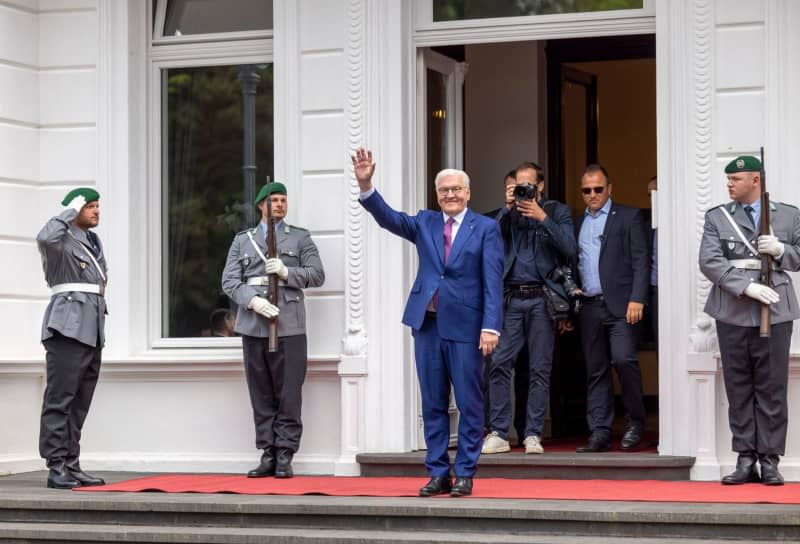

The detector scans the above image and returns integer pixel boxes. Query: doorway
[418,34,657,445]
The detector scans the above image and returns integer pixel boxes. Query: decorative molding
[341,0,368,359]
[690,0,715,352]
[413,17,654,47]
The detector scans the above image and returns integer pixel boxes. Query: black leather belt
[506,283,544,298]
[581,294,604,302]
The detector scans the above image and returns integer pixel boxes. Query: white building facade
[1,0,799,481]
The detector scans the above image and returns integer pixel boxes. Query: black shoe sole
[47,481,80,489]
[247,473,275,478]
[576,446,611,453]
[419,487,451,497]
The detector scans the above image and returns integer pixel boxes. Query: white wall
[0,0,98,473]
[464,41,544,213]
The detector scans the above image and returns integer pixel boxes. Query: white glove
[66,195,86,213]
[758,234,785,258]
[248,296,280,318]
[265,257,289,280]
[744,283,780,305]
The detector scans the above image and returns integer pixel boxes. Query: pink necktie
[443,217,455,263]
[432,217,455,311]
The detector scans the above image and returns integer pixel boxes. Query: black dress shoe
[64,460,105,486]
[418,477,451,497]
[46,465,81,489]
[576,433,611,453]
[450,477,473,497]
[721,454,760,485]
[759,455,784,486]
[275,448,294,479]
[247,448,276,478]
[620,424,643,451]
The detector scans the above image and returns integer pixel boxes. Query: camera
[513,183,538,202]
[550,265,579,298]
[549,265,581,314]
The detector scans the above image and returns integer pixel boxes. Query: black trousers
[39,332,102,468]
[578,299,645,435]
[716,320,792,456]
[241,334,307,453]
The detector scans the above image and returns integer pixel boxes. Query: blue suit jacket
[361,190,504,344]
[575,202,650,318]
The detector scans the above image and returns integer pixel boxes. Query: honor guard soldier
[699,155,800,485]
[37,187,108,489]
[222,182,325,478]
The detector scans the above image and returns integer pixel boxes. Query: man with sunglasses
[574,164,649,453]
[482,162,576,456]
[699,155,800,485]
[351,148,503,498]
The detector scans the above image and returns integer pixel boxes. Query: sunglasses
[581,186,606,195]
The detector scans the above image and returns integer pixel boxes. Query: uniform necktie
[744,205,756,229]
[443,217,455,263]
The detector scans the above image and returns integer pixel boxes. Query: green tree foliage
[165,64,274,337]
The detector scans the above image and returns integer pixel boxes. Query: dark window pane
[162,64,274,338]
[433,0,643,21]
[164,0,272,36]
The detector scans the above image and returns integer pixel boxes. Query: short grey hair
[434,169,470,189]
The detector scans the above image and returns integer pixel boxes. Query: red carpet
[75,475,800,504]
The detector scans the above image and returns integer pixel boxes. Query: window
[150,1,274,343]
[164,0,273,36]
[433,0,644,21]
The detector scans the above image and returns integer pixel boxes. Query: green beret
[61,187,100,206]
[724,155,761,174]
[254,182,287,205]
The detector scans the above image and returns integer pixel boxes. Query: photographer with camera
[482,162,577,455]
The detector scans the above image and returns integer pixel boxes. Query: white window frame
[413,0,655,46]
[147,0,274,349]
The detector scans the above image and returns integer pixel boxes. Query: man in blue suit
[351,148,504,497]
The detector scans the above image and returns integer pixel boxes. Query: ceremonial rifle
[759,147,771,338]
[265,176,279,352]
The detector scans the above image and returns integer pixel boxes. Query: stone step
[357,451,696,480]
[1,472,798,542]
[2,492,799,542]
[0,522,790,544]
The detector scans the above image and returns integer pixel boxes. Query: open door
[415,47,466,448]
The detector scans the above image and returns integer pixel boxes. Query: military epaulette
[775,201,797,211]
[288,224,309,234]
[706,204,725,213]
[236,227,259,236]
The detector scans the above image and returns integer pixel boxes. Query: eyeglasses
[581,186,606,195]
[437,186,465,196]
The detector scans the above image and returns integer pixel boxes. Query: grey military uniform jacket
[221,222,325,338]
[699,201,800,327]
[37,208,108,347]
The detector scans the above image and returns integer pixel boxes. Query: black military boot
[759,454,784,486]
[275,448,294,479]
[721,453,760,485]
[65,459,105,486]
[247,447,276,478]
[46,462,81,489]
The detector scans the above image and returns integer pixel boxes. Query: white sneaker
[481,431,511,454]
[523,435,544,454]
